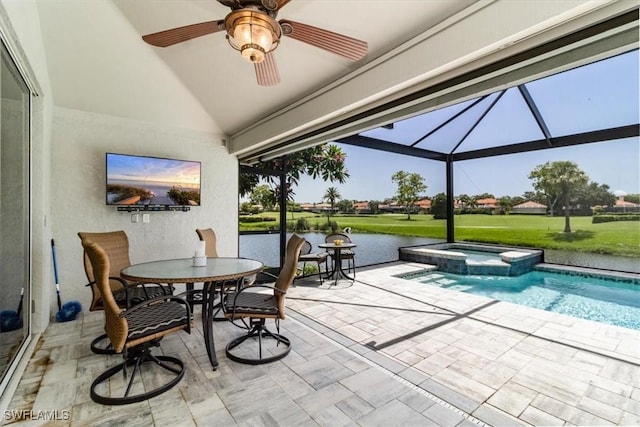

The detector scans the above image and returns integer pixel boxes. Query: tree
[336,199,354,214]
[324,187,341,222]
[510,195,526,207]
[498,196,513,214]
[457,194,474,212]
[239,173,259,198]
[431,192,448,220]
[625,194,640,204]
[528,161,589,233]
[473,193,495,201]
[249,184,275,210]
[240,143,349,201]
[521,190,548,206]
[239,201,254,214]
[368,200,380,214]
[391,171,427,220]
[574,182,615,215]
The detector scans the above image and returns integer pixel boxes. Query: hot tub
[399,243,543,276]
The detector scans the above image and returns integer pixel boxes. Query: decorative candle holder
[193,256,207,267]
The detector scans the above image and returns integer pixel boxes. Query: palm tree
[324,187,341,222]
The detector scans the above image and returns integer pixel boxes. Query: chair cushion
[299,252,328,262]
[127,301,189,341]
[224,292,278,316]
[328,250,355,257]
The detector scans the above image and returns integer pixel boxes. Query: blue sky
[290,50,639,203]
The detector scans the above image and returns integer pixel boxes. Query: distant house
[353,201,371,213]
[415,198,431,213]
[613,197,640,212]
[314,202,332,213]
[299,202,315,211]
[512,201,547,215]
[475,198,498,208]
[378,202,405,213]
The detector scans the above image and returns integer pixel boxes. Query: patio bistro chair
[324,233,356,276]
[78,231,173,354]
[81,239,192,405]
[195,228,256,303]
[184,228,220,308]
[222,234,305,365]
[297,240,328,284]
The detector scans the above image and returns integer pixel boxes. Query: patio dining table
[121,257,263,370]
[318,242,357,286]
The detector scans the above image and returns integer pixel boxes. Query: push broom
[51,239,82,322]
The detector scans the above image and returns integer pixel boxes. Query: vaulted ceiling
[34,1,639,159]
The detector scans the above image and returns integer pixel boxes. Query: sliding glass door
[0,38,31,390]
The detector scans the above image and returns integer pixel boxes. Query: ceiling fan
[141,0,368,86]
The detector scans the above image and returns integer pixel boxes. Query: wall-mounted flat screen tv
[106,153,201,207]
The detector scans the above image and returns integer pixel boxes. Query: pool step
[416,273,467,290]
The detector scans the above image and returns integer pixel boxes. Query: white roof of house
[513,201,547,208]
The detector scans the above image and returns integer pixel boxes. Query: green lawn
[241,211,640,257]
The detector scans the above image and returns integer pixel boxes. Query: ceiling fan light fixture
[225,9,281,64]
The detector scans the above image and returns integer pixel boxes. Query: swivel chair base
[225,319,291,365]
[90,343,184,405]
[90,333,116,355]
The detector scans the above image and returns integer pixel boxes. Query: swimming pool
[405,270,640,330]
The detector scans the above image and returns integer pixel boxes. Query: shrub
[592,214,640,224]
[318,220,340,232]
[295,218,310,232]
[239,216,277,223]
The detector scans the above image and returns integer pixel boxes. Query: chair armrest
[101,279,172,306]
[223,283,280,319]
[225,283,281,305]
[261,271,278,280]
[85,276,128,288]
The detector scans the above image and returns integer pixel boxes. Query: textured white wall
[50,107,238,311]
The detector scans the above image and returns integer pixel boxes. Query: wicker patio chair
[78,231,172,354]
[195,228,219,257]
[196,227,256,290]
[82,239,192,405]
[222,234,305,364]
[297,240,328,284]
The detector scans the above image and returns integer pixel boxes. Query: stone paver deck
[288,262,640,426]
[4,262,640,426]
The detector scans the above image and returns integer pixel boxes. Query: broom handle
[51,239,62,311]
[16,287,24,316]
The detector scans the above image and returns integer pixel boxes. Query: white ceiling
[34,0,638,157]
[35,0,474,135]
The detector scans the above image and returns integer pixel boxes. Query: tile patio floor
[4,262,640,426]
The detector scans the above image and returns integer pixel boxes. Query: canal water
[239,232,640,274]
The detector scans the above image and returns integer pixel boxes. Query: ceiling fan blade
[279,19,367,61]
[142,20,225,47]
[255,52,280,86]
[276,0,292,9]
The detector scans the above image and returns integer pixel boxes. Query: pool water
[414,270,640,330]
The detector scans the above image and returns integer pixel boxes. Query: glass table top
[121,257,263,282]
